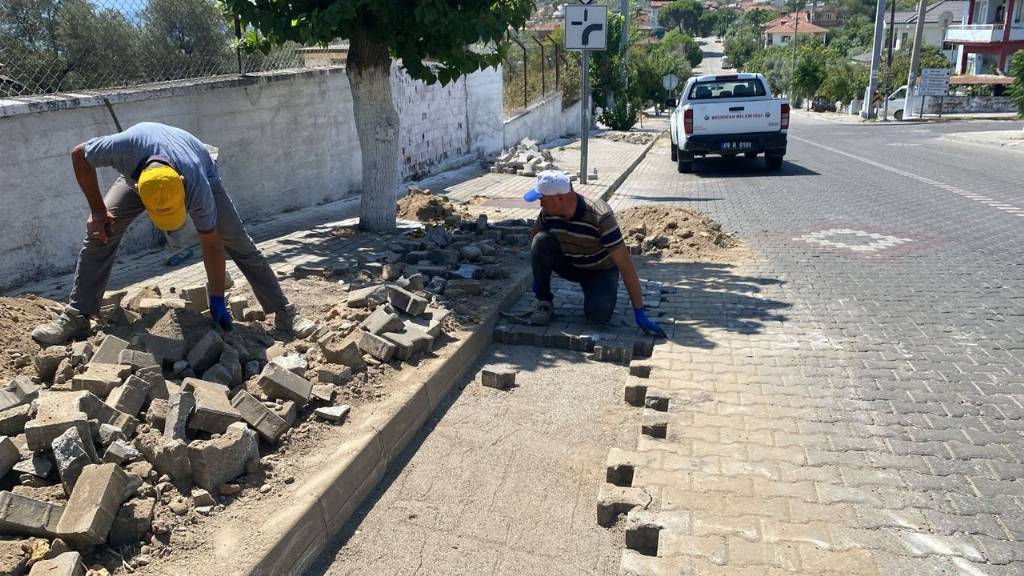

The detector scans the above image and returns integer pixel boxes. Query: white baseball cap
[523,170,571,202]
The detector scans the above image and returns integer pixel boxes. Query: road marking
[790,134,1024,218]
[795,228,912,252]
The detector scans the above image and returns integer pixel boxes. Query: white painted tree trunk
[347,32,400,232]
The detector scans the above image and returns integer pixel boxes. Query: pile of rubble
[489,138,560,177]
[617,205,737,259]
[600,132,656,145]
[0,208,535,575]
[395,186,468,224]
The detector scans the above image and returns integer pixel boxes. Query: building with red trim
[944,0,1024,73]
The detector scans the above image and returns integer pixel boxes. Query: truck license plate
[721,141,752,150]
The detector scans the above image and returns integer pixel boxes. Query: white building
[883,0,966,65]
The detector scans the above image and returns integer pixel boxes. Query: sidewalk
[9,133,655,303]
[795,108,1021,125]
[942,127,1024,152]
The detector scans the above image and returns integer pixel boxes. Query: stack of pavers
[489,138,562,177]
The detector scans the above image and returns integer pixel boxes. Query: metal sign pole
[580,49,590,185]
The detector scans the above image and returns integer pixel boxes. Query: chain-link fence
[0,0,329,97]
[502,30,579,118]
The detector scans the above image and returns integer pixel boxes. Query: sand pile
[0,295,62,380]
[396,187,467,223]
[617,205,737,260]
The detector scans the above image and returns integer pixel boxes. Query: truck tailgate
[691,100,781,135]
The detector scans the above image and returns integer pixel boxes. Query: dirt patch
[396,186,469,223]
[0,295,62,381]
[617,205,738,260]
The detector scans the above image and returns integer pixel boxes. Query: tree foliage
[723,27,760,69]
[658,0,704,35]
[662,30,703,67]
[1007,50,1024,117]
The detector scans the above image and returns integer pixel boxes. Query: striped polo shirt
[539,194,624,270]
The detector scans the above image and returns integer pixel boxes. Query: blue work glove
[209,295,233,332]
[634,308,666,338]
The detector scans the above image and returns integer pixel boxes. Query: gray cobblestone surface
[600,116,1024,574]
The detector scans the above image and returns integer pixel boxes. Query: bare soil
[0,295,62,381]
[617,205,740,261]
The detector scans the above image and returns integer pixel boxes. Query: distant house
[944,0,1024,73]
[883,0,966,65]
[764,12,829,47]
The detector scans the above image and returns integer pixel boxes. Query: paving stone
[405,307,450,339]
[315,364,352,386]
[0,377,40,413]
[480,368,517,390]
[145,399,168,431]
[359,306,405,335]
[143,310,188,364]
[319,333,367,372]
[230,391,289,444]
[242,308,266,322]
[71,363,130,398]
[382,328,435,362]
[356,331,397,362]
[311,385,334,403]
[26,551,84,576]
[314,405,351,424]
[164,390,195,441]
[0,437,19,478]
[182,379,242,435]
[117,349,159,371]
[597,484,653,528]
[24,394,90,452]
[255,363,313,405]
[180,284,208,313]
[90,335,129,365]
[0,492,63,537]
[187,331,225,374]
[135,432,190,486]
[219,347,243,385]
[102,440,141,465]
[0,405,31,437]
[446,279,483,295]
[13,453,54,480]
[228,296,248,319]
[269,354,308,377]
[104,375,151,417]
[51,427,97,495]
[188,422,260,493]
[396,274,426,291]
[55,463,130,547]
[77,393,137,438]
[200,364,233,387]
[271,401,297,428]
[107,497,155,547]
[386,285,429,316]
[34,347,67,381]
[346,285,388,309]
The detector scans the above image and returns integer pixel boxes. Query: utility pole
[580,49,590,185]
[620,0,630,91]
[882,0,897,120]
[788,0,803,102]
[861,0,887,118]
[903,0,928,119]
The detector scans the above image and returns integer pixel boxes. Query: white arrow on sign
[564,5,608,50]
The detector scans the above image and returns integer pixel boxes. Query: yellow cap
[138,164,186,232]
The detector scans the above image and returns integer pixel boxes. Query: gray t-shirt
[84,122,219,232]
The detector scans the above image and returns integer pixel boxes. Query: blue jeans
[531,232,620,324]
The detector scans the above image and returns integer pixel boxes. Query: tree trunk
[347,31,400,232]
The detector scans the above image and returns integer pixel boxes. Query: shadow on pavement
[689,157,820,177]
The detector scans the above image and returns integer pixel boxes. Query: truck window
[688,80,766,100]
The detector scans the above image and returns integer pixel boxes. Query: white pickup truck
[669,73,790,173]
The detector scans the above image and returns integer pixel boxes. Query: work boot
[31,307,90,346]
[529,301,554,326]
[275,304,318,339]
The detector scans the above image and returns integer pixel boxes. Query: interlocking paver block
[356,331,396,362]
[90,335,129,365]
[319,333,367,372]
[182,378,242,434]
[71,363,131,399]
[56,463,130,547]
[0,491,63,537]
[105,375,151,417]
[255,363,313,405]
[230,390,289,443]
[0,376,38,414]
[188,422,260,492]
[386,285,429,316]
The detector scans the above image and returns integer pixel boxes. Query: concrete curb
[601,132,664,203]
[236,270,532,576]
[940,132,1024,154]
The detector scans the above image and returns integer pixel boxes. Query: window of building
[782,35,791,42]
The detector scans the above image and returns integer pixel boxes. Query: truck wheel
[894,110,904,121]
[744,152,758,160]
[765,156,783,171]
[677,151,694,173]
[671,144,678,162]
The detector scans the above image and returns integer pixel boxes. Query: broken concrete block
[24,393,90,452]
[144,399,168,430]
[406,307,450,339]
[143,310,188,364]
[192,488,216,507]
[104,375,151,417]
[386,286,429,316]
[68,343,93,367]
[346,285,388,309]
[180,284,209,314]
[381,328,434,362]
[13,453,54,480]
[311,385,334,403]
[90,335,129,365]
[55,463,130,547]
[182,379,241,435]
[117,349,159,371]
[228,296,248,319]
[481,368,516,390]
[188,422,259,493]
[316,364,352,386]
[0,377,39,413]
[26,551,84,576]
[230,391,288,444]
[356,332,396,362]
[71,363,130,398]
[52,427,97,495]
[319,334,367,372]
[219,347,243,386]
[359,306,404,335]
[0,405,31,437]
[95,423,125,448]
[255,364,313,405]
[77,393,137,438]
[0,437,18,478]
[269,354,307,377]
[164,390,195,441]
[242,308,266,322]
[187,331,225,374]
[102,440,140,465]
[136,365,167,403]
[313,405,350,423]
[53,359,75,386]
[396,274,425,292]
[34,347,67,381]
[135,432,190,486]
[107,498,155,547]
[200,364,233,387]
[0,491,63,537]
[271,401,297,428]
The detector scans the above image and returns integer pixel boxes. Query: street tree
[658,0,704,35]
[223,0,534,232]
[141,0,233,82]
[662,29,703,67]
[723,27,760,69]
[1009,50,1024,117]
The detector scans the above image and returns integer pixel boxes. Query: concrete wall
[0,65,505,291]
[922,95,1017,113]
[503,93,582,149]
